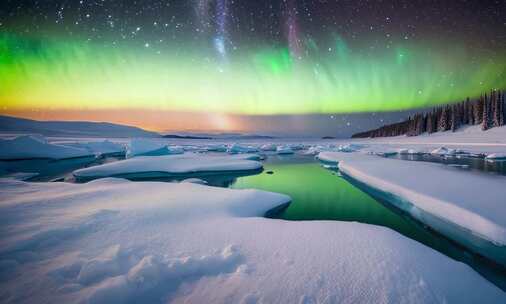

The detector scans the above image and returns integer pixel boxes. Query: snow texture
[0,178,504,303]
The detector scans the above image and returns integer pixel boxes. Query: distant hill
[162,134,212,139]
[163,131,274,140]
[0,115,161,138]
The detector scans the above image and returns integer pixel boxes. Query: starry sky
[0,0,505,136]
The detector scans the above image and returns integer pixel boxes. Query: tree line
[352,90,505,138]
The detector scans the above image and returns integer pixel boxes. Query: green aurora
[1,33,505,115]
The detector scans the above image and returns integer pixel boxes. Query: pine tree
[451,104,457,132]
[482,93,490,131]
[467,97,474,125]
[493,90,501,127]
[463,99,469,125]
[500,91,505,126]
[476,95,484,124]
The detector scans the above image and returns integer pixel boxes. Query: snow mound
[0,179,503,303]
[0,135,94,160]
[73,154,263,180]
[431,147,457,156]
[288,143,305,151]
[206,144,228,152]
[337,143,364,152]
[276,146,294,155]
[329,152,506,265]
[228,144,259,154]
[260,144,277,151]
[126,138,167,158]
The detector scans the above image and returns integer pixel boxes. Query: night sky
[0,0,505,135]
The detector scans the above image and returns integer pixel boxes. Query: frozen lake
[1,150,505,290]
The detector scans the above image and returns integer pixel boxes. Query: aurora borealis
[1,1,505,132]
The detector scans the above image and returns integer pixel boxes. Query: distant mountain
[163,131,275,140]
[162,134,212,139]
[0,115,161,138]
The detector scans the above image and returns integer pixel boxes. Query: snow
[486,153,506,160]
[205,144,228,152]
[318,151,506,265]
[166,145,185,155]
[73,154,263,180]
[276,146,294,155]
[259,143,277,151]
[227,144,259,154]
[126,138,168,158]
[65,140,126,156]
[0,135,94,160]
[180,178,208,185]
[430,147,457,156]
[398,148,424,155]
[337,143,364,152]
[0,178,504,303]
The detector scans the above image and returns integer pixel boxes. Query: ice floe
[227,144,259,154]
[259,143,277,151]
[320,151,506,266]
[276,146,294,155]
[126,138,168,158]
[0,135,94,160]
[486,153,506,161]
[65,140,126,157]
[73,154,263,181]
[205,144,228,152]
[166,145,185,155]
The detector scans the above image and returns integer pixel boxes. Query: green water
[231,155,506,290]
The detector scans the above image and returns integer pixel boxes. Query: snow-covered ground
[350,125,506,155]
[1,126,506,302]
[1,178,504,303]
